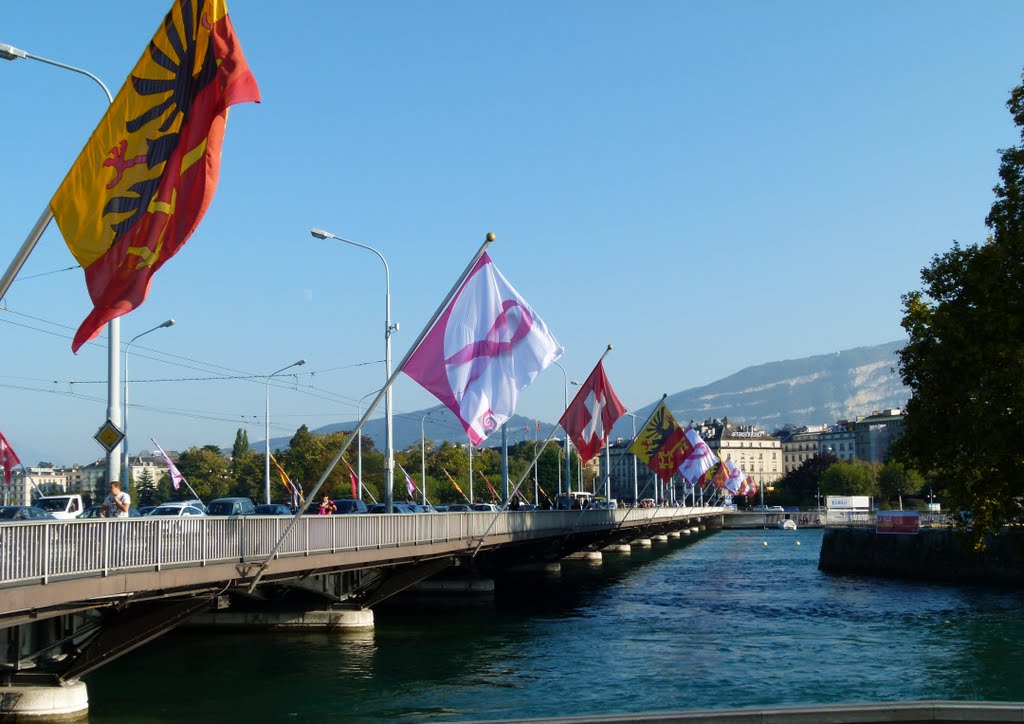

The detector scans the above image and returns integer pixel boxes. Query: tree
[773,453,837,508]
[175,445,231,500]
[897,69,1024,543]
[819,461,878,497]
[230,428,250,475]
[877,461,924,511]
[136,467,159,507]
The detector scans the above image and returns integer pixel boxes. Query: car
[517,503,537,511]
[367,503,416,514]
[253,503,293,516]
[34,494,85,519]
[137,506,159,516]
[750,505,770,512]
[205,497,256,516]
[432,505,450,512]
[0,506,56,522]
[471,503,501,512]
[446,503,472,512]
[332,499,368,515]
[78,505,143,518]
[149,502,206,517]
[768,505,786,512]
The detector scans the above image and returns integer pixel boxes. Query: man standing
[100,481,131,518]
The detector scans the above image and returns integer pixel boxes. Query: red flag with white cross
[558,360,626,463]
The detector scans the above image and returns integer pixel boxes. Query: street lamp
[551,361,572,498]
[264,360,306,504]
[122,319,174,485]
[311,228,397,512]
[420,408,441,507]
[355,388,381,501]
[0,43,126,487]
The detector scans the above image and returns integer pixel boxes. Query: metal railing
[0,507,715,589]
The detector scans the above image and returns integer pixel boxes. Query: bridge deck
[0,508,720,621]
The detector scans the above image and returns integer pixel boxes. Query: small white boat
[779,519,797,530]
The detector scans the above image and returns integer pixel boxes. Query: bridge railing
[0,506,715,588]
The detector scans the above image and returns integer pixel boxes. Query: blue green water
[85,528,1024,721]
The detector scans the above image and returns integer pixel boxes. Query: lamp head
[0,43,27,61]
[310,228,333,240]
[295,359,306,367]
[161,319,176,328]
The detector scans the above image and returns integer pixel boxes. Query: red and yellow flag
[442,468,470,503]
[50,0,260,351]
[628,401,693,483]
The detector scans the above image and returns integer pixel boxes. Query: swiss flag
[558,361,626,463]
[0,432,21,484]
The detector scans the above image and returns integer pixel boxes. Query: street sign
[93,419,124,453]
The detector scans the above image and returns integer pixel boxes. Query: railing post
[43,524,50,585]
[157,523,163,572]
[102,522,110,576]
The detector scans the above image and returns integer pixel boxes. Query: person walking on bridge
[100,481,130,518]
[318,493,337,516]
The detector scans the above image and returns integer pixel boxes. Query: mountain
[258,340,909,451]
[610,340,909,439]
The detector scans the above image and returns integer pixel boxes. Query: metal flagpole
[249,232,496,590]
[468,444,474,503]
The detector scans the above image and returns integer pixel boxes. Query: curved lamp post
[122,319,175,485]
[311,228,397,512]
[264,360,306,504]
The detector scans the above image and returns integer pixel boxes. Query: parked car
[205,497,256,516]
[332,499,368,515]
[137,506,159,516]
[34,494,84,519]
[0,506,56,522]
[78,505,142,518]
[149,502,206,516]
[254,503,293,516]
[446,503,472,512]
[471,503,501,512]
[432,505,450,512]
[367,503,416,514]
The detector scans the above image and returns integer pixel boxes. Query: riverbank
[819,527,1024,585]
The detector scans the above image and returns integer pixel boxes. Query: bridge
[0,507,721,718]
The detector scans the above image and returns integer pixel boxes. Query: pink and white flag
[677,428,718,485]
[724,459,744,495]
[152,438,186,491]
[403,468,418,498]
[404,253,563,445]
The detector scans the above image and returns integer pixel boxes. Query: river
[85,527,1024,721]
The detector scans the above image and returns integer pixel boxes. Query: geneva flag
[559,360,626,463]
[0,433,21,484]
[628,402,692,483]
[404,253,563,445]
[677,428,718,485]
[50,0,260,352]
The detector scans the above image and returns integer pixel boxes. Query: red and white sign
[876,510,920,535]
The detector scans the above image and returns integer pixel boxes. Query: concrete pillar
[188,607,374,631]
[631,538,652,547]
[601,544,632,554]
[680,528,692,536]
[507,562,561,575]
[564,551,603,562]
[652,534,669,542]
[668,531,681,539]
[689,527,700,534]
[0,680,88,720]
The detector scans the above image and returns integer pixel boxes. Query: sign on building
[877,510,920,535]
[827,495,871,510]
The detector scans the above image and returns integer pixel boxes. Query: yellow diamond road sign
[94,419,124,453]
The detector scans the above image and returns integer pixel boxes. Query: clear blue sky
[2,0,1022,465]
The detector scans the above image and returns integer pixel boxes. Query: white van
[34,495,84,520]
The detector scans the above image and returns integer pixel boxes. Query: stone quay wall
[818,526,1024,585]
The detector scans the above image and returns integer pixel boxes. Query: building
[7,466,69,505]
[125,451,173,487]
[854,409,904,463]
[695,418,783,488]
[819,421,857,461]
[778,425,827,473]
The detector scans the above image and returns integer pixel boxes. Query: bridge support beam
[652,534,670,542]
[188,607,374,631]
[0,680,88,720]
[601,544,631,554]
[564,551,602,562]
[630,538,652,547]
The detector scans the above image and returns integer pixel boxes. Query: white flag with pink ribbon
[403,253,563,445]
[677,428,718,485]
[724,459,745,494]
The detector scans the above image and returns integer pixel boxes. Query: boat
[779,519,797,530]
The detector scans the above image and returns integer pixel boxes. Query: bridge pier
[506,561,561,575]
[188,606,374,631]
[0,680,88,720]
[564,551,603,563]
[668,531,681,539]
[651,534,670,543]
[601,544,631,554]
[630,538,652,548]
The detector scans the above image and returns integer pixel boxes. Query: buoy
[796,541,801,546]
[763,541,768,546]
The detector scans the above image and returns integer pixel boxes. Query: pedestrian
[100,481,131,518]
[318,493,337,515]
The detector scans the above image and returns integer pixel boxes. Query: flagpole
[473,345,615,555]
[150,438,203,505]
[248,232,496,591]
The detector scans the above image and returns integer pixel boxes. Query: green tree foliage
[230,428,251,474]
[175,445,231,500]
[280,426,350,501]
[773,452,837,507]
[819,460,879,497]
[136,467,159,506]
[877,461,925,510]
[897,70,1024,542]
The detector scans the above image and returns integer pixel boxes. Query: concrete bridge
[0,506,721,718]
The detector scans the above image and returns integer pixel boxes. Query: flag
[628,402,692,483]
[153,438,185,491]
[344,461,359,499]
[0,433,21,484]
[747,475,759,496]
[677,428,718,485]
[724,459,744,494]
[270,453,302,507]
[558,360,626,463]
[711,462,729,490]
[403,252,563,445]
[478,471,499,501]
[49,0,260,352]
[442,468,470,502]
[398,465,418,498]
